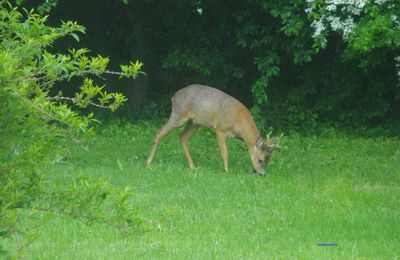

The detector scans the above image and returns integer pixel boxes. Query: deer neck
[240,118,261,149]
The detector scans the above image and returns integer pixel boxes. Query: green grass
[24,122,400,258]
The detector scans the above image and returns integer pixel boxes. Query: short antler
[265,132,283,150]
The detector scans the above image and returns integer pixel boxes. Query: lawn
[24,121,400,259]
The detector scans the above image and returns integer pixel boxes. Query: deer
[146,84,281,175]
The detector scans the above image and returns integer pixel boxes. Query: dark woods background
[25,0,400,132]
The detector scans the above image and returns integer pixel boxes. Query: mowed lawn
[28,122,399,259]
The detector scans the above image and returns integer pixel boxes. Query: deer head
[250,133,282,176]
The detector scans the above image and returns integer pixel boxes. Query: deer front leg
[216,130,228,172]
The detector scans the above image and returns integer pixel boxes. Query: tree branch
[47,96,109,109]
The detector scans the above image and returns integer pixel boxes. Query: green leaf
[70,33,80,42]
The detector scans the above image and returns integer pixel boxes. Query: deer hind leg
[146,113,188,166]
[179,122,199,169]
[216,130,229,172]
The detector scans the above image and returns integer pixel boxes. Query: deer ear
[255,137,264,149]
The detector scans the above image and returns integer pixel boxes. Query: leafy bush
[0,2,144,256]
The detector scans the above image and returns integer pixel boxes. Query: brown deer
[146,84,280,175]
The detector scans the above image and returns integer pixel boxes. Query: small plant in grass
[0,1,144,257]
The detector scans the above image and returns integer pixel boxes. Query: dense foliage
[0,2,144,256]
[45,0,399,130]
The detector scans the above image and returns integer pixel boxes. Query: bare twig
[13,69,132,85]
[48,96,109,109]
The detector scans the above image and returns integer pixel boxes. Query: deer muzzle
[256,168,266,176]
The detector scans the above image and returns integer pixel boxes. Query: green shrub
[0,2,144,256]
